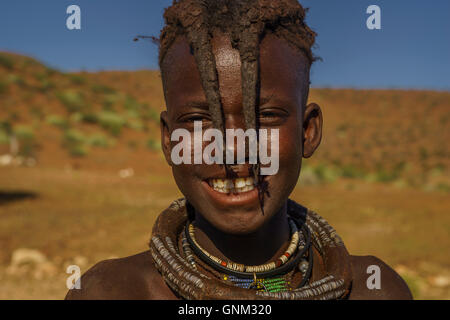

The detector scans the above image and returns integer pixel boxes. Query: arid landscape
[0,51,449,299]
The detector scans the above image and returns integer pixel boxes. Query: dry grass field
[0,52,449,299]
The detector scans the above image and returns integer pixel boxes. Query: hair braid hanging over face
[163,0,225,131]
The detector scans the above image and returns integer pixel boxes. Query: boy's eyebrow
[185,101,210,110]
[259,96,272,106]
[184,94,275,110]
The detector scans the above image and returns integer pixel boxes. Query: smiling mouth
[207,177,256,194]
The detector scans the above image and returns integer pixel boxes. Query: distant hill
[0,52,163,171]
[0,51,449,190]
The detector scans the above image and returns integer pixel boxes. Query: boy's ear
[302,102,323,158]
[160,111,173,166]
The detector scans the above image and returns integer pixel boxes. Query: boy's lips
[201,176,260,207]
[207,177,256,193]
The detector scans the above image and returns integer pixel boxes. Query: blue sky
[0,0,449,90]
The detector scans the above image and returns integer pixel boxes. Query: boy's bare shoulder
[348,255,413,300]
[65,250,178,300]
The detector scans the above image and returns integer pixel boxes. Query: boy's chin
[201,208,271,235]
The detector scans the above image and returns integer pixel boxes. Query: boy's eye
[178,113,211,123]
[259,111,278,118]
[258,108,289,124]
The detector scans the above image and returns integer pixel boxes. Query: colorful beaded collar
[149,198,353,300]
[185,218,301,274]
[182,217,314,293]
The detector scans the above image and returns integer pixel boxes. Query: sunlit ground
[0,165,448,299]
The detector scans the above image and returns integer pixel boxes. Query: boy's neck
[192,202,290,266]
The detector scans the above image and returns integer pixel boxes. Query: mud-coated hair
[158,0,316,132]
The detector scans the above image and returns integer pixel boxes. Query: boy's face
[160,33,322,235]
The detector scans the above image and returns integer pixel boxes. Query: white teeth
[235,178,246,188]
[224,179,234,189]
[208,177,255,194]
[213,179,224,188]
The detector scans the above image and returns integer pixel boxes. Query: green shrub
[69,112,83,123]
[437,183,450,193]
[0,81,8,94]
[336,123,349,133]
[127,119,144,131]
[298,163,320,186]
[34,72,47,82]
[68,145,89,157]
[374,170,398,183]
[102,93,122,110]
[147,138,161,151]
[0,129,9,145]
[14,125,34,141]
[8,111,20,121]
[419,147,429,161]
[46,115,69,129]
[313,164,340,183]
[7,74,25,87]
[69,74,86,85]
[0,54,14,70]
[0,120,12,133]
[56,90,85,113]
[46,67,59,76]
[400,274,421,299]
[429,164,445,177]
[341,165,365,179]
[30,106,44,120]
[64,129,85,144]
[88,133,114,148]
[34,72,54,92]
[91,84,116,94]
[14,125,36,157]
[39,79,54,92]
[143,107,160,123]
[81,113,98,124]
[124,96,141,110]
[62,129,89,157]
[98,111,126,136]
[126,109,140,119]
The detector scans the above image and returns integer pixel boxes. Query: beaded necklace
[182,217,313,293]
[150,198,353,300]
[223,274,290,293]
[186,218,299,273]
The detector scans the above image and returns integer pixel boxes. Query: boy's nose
[224,112,246,131]
[224,113,254,163]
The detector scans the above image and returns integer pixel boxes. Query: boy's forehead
[162,33,310,113]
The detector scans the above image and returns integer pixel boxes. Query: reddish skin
[66,33,412,300]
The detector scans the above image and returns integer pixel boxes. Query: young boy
[66,0,412,300]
